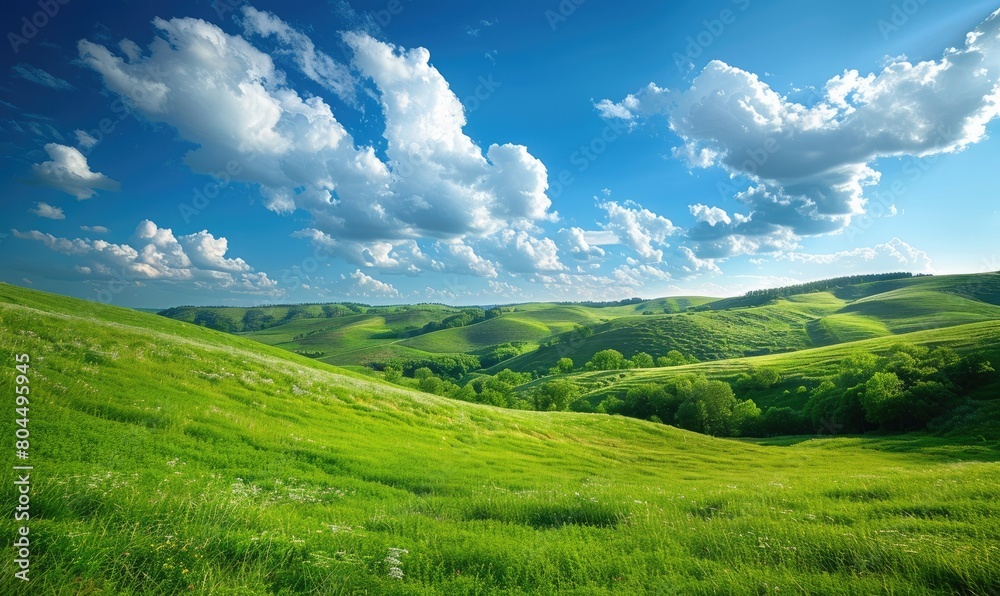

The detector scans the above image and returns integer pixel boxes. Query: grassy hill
[533,319,1000,413]
[492,273,1000,375]
[3,283,1000,593]
[154,274,1000,380]
[160,297,715,371]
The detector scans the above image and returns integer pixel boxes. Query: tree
[586,349,627,371]
[533,379,578,411]
[193,311,234,332]
[861,372,906,427]
[630,352,655,369]
[900,381,957,430]
[418,375,444,395]
[622,384,666,420]
[555,357,575,374]
[675,377,737,436]
[759,407,807,436]
[383,365,402,383]
[749,367,781,389]
[837,352,879,388]
[659,350,688,367]
[596,396,624,415]
[413,367,435,381]
[731,399,763,436]
[241,308,275,331]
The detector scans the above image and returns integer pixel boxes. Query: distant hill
[155,273,1000,378]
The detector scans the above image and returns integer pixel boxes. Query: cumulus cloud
[598,200,679,263]
[241,7,358,104]
[348,269,399,298]
[77,16,557,276]
[559,227,606,261]
[442,241,499,278]
[594,82,671,121]
[485,230,566,274]
[80,225,109,233]
[291,228,431,275]
[689,203,731,226]
[30,202,65,220]
[778,238,934,273]
[12,221,279,294]
[30,143,121,200]
[598,8,1000,257]
[11,64,74,90]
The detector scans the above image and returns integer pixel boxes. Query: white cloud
[778,238,934,273]
[30,202,65,220]
[559,226,606,261]
[598,200,679,263]
[30,143,121,200]
[176,230,252,273]
[677,246,722,274]
[74,129,98,149]
[12,64,74,90]
[486,230,566,274]
[442,241,499,278]
[613,263,672,287]
[80,225,109,234]
[78,16,556,279]
[598,8,1000,257]
[241,7,358,105]
[348,269,399,298]
[12,221,279,294]
[594,82,672,121]
[689,203,731,226]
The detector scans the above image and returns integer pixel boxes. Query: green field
[3,283,1000,594]
[534,320,1000,412]
[160,274,1000,379]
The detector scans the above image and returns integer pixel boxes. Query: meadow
[2,283,999,594]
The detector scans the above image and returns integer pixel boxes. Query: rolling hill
[159,273,1000,379]
[491,273,1000,375]
[3,283,1000,593]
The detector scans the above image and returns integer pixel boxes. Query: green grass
[549,320,1000,411]
[166,275,1000,380]
[2,283,1000,594]
[400,317,550,354]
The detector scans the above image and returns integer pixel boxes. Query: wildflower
[385,547,409,580]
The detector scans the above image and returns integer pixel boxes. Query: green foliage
[595,395,624,414]
[657,349,695,367]
[630,351,654,368]
[383,365,402,383]
[862,372,907,426]
[731,399,763,437]
[585,349,627,371]
[759,407,809,436]
[532,379,579,411]
[675,377,738,436]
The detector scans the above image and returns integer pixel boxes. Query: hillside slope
[494,273,1000,374]
[3,283,999,594]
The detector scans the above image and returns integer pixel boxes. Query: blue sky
[2,0,999,308]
